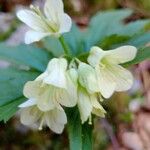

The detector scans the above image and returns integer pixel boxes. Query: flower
[19,99,67,134]
[23,58,77,111]
[19,58,77,133]
[17,0,72,44]
[77,86,106,124]
[87,46,137,98]
[77,62,106,124]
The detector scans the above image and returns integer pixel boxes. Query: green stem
[59,35,71,56]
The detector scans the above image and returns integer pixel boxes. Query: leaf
[85,9,150,51]
[84,9,133,50]
[99,34,130,49]
[0,68,39,106]
[123,46,150,67]
[126,32,150,47]
[67,107,82,150]
[0,97,26,123]
[0,43,52,72]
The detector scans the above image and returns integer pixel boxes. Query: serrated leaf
[0,68,39,106]
[0,43,52,72]
[84,9,133,50]
[126,32,150,47]
[123,47,150,66]
[99,34,130,49]
[0,97,26,123]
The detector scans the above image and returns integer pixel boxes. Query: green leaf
[126,32,150,47]
[99,34,130,49]
[84,9,133,50]
[0,68,39,106]
[0,97,26,123]
[67,107,82,150]
[85,9,150,51]
[0,43,52,72]
[123,46,150,66]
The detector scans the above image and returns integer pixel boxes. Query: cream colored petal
[17,10,48,32]
[106,46,137,64]
[78,87,92,124]
[35,72,48,81]
[55,89,77,107]
[37,87,55,111]
[44,108,67,134]
[92,108,105,117]
[78,62,99,93]
[20,106,42,126]
[88,46,107,67]
[44,0,64,23]
[25,30,50,44]
[90,94,106,117]
[23,81,41,98]
[106,64,134,91]
[57,69,78,107]
[44,58,67,88]
[59,13,72,33]
[19,98,37,108]
[96,66,116,99]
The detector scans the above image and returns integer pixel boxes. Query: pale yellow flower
[87,46,137,98]
[17,0,72,44]
[19,58,78,133]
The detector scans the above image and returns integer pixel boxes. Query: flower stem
[59,35,71,56]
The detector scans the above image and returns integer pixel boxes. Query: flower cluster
[17,0,137,134]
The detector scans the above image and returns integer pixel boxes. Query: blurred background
[0,0,150,150]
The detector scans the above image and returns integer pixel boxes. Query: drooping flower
[19,99,67,134]
[77,86,106,124]
[17,0,72,44]
[19,58,77,133]
[23,58,77,111]
[87,46,137,98]
[77,62,105,124]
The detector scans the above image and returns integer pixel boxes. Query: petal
[78,62,99,93]
[17,10,48,32]
[78,87,92,124]
[88,46,106,67]
[44,58,68,88]
[59,13,72,33]
[25,30,50,44]
[107,64,134,91]
[106,46,137,64]
[23,81,41,98]
[20,106,42,126]
[58,69,78,107]
[19,98,37,108]
[37,86,56,111]
[44,108,67,134]
[55,88,77,107]
[90,94,106,117]
[44,0,64,23]
[96,66,116,98]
